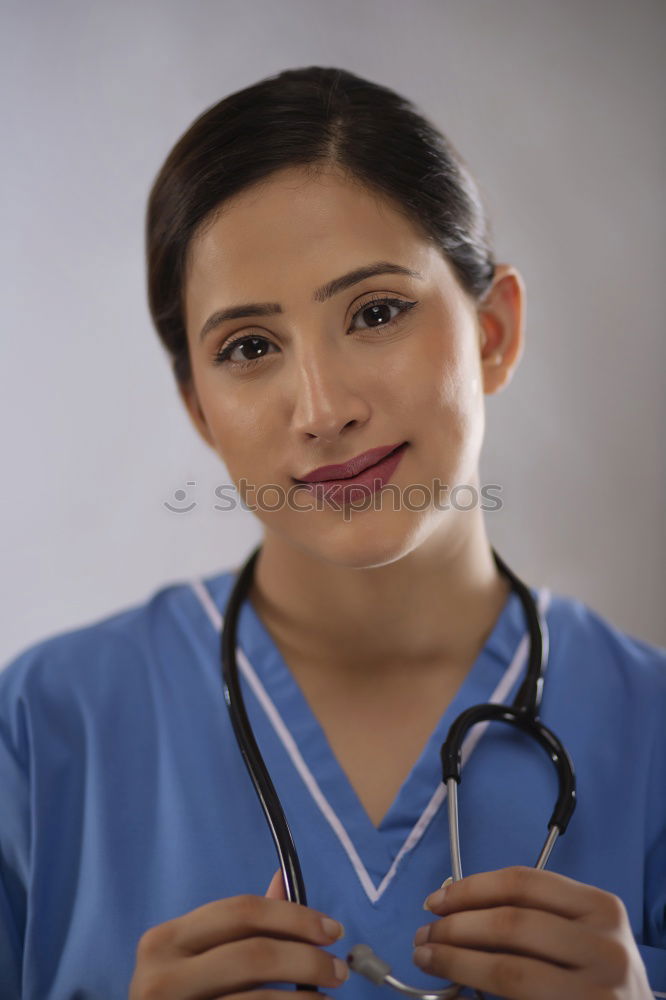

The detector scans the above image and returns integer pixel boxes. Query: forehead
[183,166,436,322]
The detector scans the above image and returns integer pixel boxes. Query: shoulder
[543,588,666,690]
[541,588,666,778]
[0,576,213,747]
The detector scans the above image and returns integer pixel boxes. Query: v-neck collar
[193,568,549,901]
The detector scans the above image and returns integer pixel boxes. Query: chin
[303,509,429,572]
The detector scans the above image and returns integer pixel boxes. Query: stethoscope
[221,544,577,999]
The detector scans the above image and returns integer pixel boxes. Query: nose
[289,342,370,441]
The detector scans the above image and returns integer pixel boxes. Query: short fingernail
[413,945,433,968]
[321,918,345,941]
[423,877,453,911]
[413,925,429,947]
[333,957,350,983]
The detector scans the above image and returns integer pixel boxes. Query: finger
[153,894,344,956]
[265,869,287,900]
[413,941,591,1000]
[421,905,617,975]
[172,937,350,996]
[424,866,605,922]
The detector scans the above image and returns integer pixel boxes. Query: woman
[0,67,664,1000]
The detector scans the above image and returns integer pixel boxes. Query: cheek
[421,337,485,467]
[212,374,277,435]
[418,337,478,422]
[437,361,478,416]
[410,311,477,399]
[201,396,270,482]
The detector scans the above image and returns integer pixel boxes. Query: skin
[144,164,653,999]
[415,866,652,999]
[129,870,349,999]
[180,163,522,682]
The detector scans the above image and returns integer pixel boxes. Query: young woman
[1,67,664,1000]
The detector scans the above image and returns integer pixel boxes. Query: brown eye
[213,335,276,368]
[349,296,417,332]
[212,296,417,372]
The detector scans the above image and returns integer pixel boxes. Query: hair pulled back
[145,66,496,390]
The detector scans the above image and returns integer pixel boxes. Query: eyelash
[211,295,418,371]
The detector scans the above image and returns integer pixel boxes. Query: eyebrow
[198,261,424,343]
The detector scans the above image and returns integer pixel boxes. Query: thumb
[264,868,287,900]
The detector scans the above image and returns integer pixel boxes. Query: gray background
[1,0,664,666]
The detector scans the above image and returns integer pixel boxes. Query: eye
[349,295,417,332]
[212,295,418,371]
[212,335,278,369]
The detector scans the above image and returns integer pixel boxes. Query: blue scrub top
[0,567,665,999]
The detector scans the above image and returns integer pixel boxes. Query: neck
[247,511,512,682]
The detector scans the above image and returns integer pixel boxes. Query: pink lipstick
[296,442,409,505]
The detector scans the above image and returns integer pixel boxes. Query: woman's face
[181,165,517,568]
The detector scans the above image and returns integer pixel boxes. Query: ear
[177,377,216,450]
[476,264,526,394]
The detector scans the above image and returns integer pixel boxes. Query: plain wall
[1,0,664,665]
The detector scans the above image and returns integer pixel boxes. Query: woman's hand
[129,869,348,1000]
[412,865,652,1000]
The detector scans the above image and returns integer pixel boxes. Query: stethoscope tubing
[221,544,576,999]
[221,545,308,907]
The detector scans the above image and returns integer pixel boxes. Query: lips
[297,442,408,483]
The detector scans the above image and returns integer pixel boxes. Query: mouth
[293,441,409,504]
[295,441,409,484]
[334,442,408,481]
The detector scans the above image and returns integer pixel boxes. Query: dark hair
[145,66,496,390]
